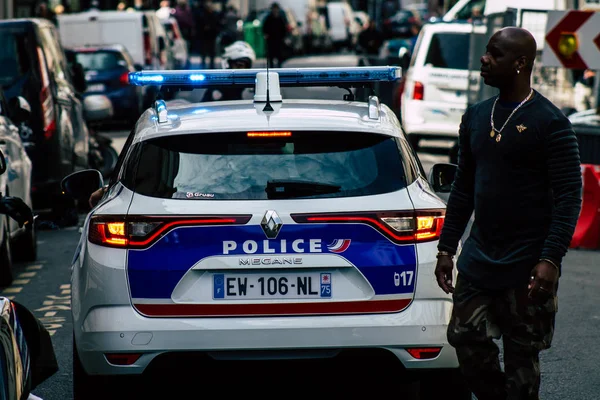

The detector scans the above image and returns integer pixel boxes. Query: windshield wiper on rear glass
[265,179,341,199]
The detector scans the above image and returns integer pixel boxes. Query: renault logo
[261,210,282,239]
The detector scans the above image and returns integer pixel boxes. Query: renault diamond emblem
[261,210,283,239]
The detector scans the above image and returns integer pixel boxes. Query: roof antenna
[263,42,274,112]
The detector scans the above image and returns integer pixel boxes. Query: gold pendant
[496,134,502,142]
[490,129,495,138]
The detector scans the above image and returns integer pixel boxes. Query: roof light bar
[128,66,401,87]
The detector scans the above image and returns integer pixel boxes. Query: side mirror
[7,96,31,125]
[0,149,6,175]
[428,163,457,193]
[83,94,113,122]
[61,169,104,200]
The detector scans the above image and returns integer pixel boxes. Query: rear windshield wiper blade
[265,179,341,199]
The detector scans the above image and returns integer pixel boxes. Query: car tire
[12,223,37,263]
[0,218,14,287]
[419,368,472,400]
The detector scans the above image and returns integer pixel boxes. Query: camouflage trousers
[447,274,558,400]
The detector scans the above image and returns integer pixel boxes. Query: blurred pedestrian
[358,20,384,56]
[172,0,195,53]
[35,2,57,25]
[195,0,220,69]
[436,27,581,400]
[262,2,287,68]
[156,0,174,20]
[408,23,420,54]
[117,2,127,11]
[573,69,595,112]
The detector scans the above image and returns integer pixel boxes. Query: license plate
[86,83,105,92]
[213,272,332,300]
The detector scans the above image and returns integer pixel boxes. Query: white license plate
[86,83,105,92]
[213,272,332,300]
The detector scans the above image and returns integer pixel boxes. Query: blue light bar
[128,66,401,87]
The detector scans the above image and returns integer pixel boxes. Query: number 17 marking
[400,271,414,286]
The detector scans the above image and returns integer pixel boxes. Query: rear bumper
[74,298,457,376]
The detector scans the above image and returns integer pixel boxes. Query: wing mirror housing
[83,94,113,122]
[61,169,104,200]
[428,163,457,193]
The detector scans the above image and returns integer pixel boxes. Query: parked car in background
[0,18,89,221]
[0,88,36,285]
[401,22,485,152]
[160,17,189,69]
[67,45,145,126]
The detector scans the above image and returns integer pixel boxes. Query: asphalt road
[2,54,598,399]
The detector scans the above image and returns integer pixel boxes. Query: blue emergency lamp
[128,66,402,87]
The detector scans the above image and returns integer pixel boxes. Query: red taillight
[291,210,445,244]
[105,353,142,365]
[119,71,129,86]
[88,215,252,249]
[406,347,442,360]
[413,81,424,101]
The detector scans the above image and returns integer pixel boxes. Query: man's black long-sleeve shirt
[438,91,582,290]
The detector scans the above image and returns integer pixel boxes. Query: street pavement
[2,54,598,399]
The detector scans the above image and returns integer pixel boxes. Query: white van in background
[320,1,360,50]
[57,9,173,70]
[401,22,486,150]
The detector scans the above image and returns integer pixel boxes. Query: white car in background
[0,89,36,286]
[401,22,485,151]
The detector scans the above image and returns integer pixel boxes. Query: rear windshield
[424,32,470,70]
[75,51,125,71]
[124,131,406,200]
[0,29,34,88]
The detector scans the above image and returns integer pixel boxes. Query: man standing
[435,27,582,399]
[262,2,288,68]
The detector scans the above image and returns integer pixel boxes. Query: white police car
[62,66,468,399]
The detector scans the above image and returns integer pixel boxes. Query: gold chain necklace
[489,89,533,143]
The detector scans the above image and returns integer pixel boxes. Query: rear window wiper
[265,179,341,199]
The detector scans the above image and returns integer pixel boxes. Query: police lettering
[223,239,322,255]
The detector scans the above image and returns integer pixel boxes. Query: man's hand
[435,255,455,294]
[528,260,559,302]
[89,187,107,209]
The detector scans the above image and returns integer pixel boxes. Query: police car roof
[133,99,402,143]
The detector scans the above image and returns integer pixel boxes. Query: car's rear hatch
[90,131,444,317]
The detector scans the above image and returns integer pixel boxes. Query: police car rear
[64,67,467,399]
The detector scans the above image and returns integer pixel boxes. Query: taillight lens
[119,71,129,85]
[413,81,424,101]
[291,210,445,244]
[88,215,252,249]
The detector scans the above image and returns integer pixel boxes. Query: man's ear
[516,55,528,71]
